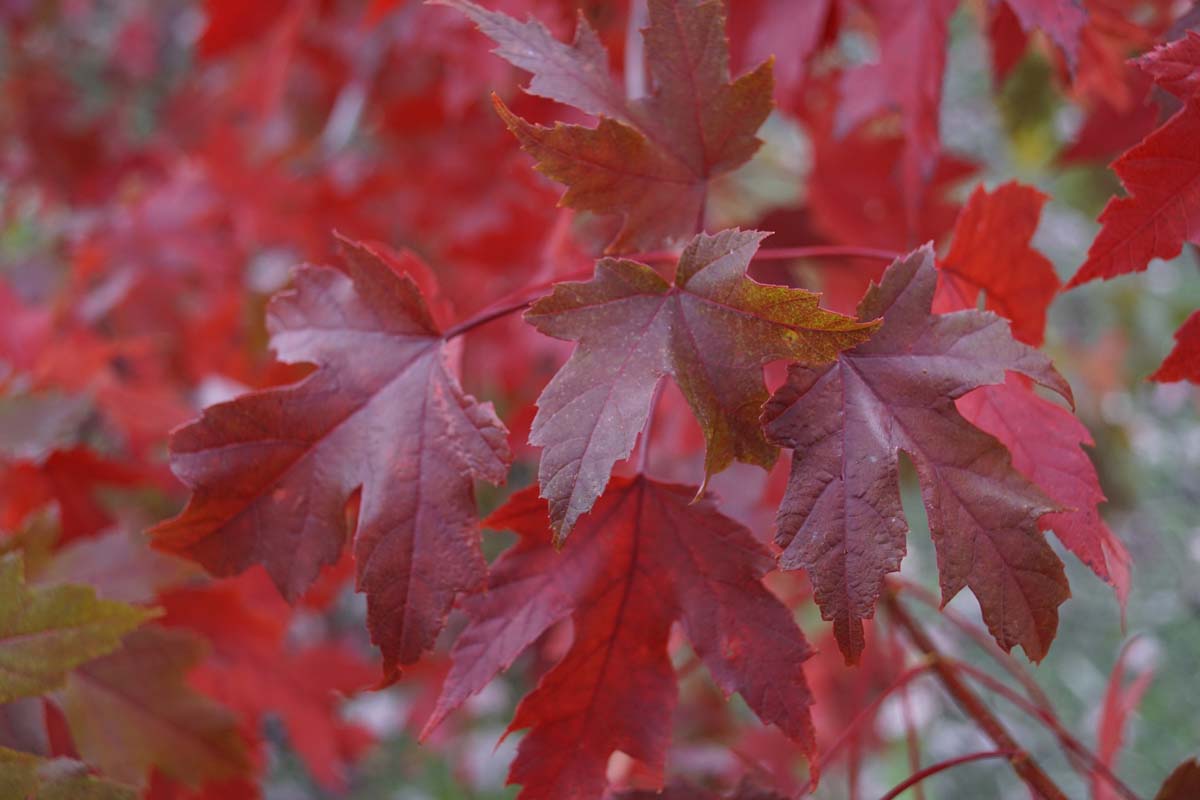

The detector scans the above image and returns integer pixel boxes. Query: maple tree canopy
[1,0,1196,798]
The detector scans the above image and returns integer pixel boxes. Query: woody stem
[882,591,1070,800]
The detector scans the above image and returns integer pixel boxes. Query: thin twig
[943,658,1142,800]
[443,269,590,340]
[795,661,934,796]
[878,750,1016,800]
[887,626,927,800]
[883,592,1069,800]
[890,577,1055,713]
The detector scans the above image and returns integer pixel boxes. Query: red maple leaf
[956,377,1131,609]
[1150,309,1200,382]
[442,0,775,253]
[425,478,815,800]
[1068,27,1200,288]
[153,238,511,677]
[763,246,1072,664]
[525,229,875,538]
[836,0,957,221]
[937,182,1061,347]
[937,199,1126,602]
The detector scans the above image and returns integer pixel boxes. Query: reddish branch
[446,245,901,339]
[887,626,927,800]
[795,660,934,796]
[883,592,1069,800]
[892,577,1055,713]
[944,658,1141,800]
[443,269,590,339]
[878,750,1016,800]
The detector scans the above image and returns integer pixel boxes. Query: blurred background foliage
[1,1,1198,798]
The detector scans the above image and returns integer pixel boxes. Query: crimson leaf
[425,478,815,800]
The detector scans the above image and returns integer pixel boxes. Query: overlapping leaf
[1068,30,1200,288]
[1135,31,1200,100]
[997,0,1088,72]
[932,184,1130,603]
[936,182,1061,346]
[0,746,135,800]
[425,478,815,800]
[443,0,774,253]
[836,0,957,215]
[0,554,152,704]
[152,238,511,676]
[526,229,876,538]
[160,578,375,790]
[1150,310,1200,382]
[957,377,1130,608]
[763,246,1072,664]
[56,626,248,788]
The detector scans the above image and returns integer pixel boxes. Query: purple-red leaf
[153,239,511,677]
[449,0,775,253]
[763,246,1072,664]
[956,377,1131,611]
[525,229,876,539]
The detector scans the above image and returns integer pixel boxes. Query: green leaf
[0,554,153,704]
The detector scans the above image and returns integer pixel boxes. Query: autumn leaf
[56,626,248,788]
[152,238,511,676]
[1067,97,1200,286]
[1134,31,1200,101]
[0,554,152,704]
[0,746,135,800]
[159,579,375,790]
[999,0,1088,72]
[956,377,1131,610]
[763,246,1072,664]
[931,186,1129,603]
[526,229,876,539]
[937,182,1061,347]
[1093,640,1153,800]
[1149,309,1200,383]
[1155,759,1200,800]
[836,0,957,217]
[425,478,815,800]
[441,0,774,253]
